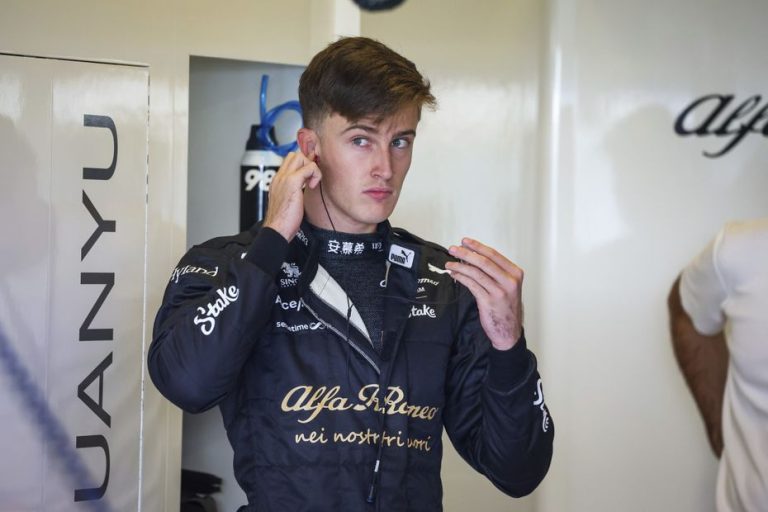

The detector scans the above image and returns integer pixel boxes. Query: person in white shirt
[668,218,768,512]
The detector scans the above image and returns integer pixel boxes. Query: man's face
[309,104,419,234]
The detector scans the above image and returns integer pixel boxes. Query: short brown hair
[299,37,436,129]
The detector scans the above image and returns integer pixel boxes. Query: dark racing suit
[148,221,553,511]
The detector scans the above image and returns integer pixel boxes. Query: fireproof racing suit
[148,221,554,511]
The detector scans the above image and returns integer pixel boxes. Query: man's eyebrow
[340,125,417,138]
[341,123,378,134]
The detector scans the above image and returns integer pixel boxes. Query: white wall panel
[0,54,52,512]
[0,54,148,511]
[537,1,768,511]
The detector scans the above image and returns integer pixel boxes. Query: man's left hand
[446,238,523,350]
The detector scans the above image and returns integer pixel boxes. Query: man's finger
[298,163,322,189]
[448,244,510,285]
[306,165,322,189]
[276,157,318,189]
[460,238,521,276]
[448,269,491,304]
[280,151,311,174]
[445,260,499,296]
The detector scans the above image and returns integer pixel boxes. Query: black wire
[319,181,357,393]
[319,182,337,233]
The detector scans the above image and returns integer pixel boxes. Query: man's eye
[392,138,410,149]
[352,137,369,147]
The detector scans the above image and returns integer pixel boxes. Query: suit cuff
[244,227,289,278]
[487,332,531,391]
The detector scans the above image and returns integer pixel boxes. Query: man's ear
[297,127,319,159]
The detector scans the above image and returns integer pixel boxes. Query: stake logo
[194,286,240,335]
[533,378,550,433]
[409,304,436,319]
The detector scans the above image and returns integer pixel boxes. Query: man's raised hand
[446,238,524,350]
[263,151,321,242]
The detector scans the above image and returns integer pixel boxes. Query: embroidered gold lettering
[281,384,439,424]
[294,428,328,444]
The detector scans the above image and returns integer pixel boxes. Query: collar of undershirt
[307,222,387,260]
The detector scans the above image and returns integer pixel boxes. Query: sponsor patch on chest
[409,304,436,319]
[388,244,415,268]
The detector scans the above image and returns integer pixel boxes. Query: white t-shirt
[680,218,768,512]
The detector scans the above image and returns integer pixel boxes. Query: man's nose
[371,146,393,180]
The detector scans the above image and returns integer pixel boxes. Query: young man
[149,37,553,511]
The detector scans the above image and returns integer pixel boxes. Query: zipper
[379,260,392,288]
[301,299,380,375]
